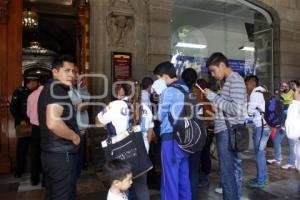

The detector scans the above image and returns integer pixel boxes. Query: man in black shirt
[38,55,80,200]
[10,77,39,178]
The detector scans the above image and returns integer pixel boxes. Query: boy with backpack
[154,61,193,200]
[245,75,270,188]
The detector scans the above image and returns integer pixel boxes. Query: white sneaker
[214,187,223,194]
[267,159,281,166]
[281,164,295,170]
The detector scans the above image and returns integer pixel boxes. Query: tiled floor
[0,143,299,200]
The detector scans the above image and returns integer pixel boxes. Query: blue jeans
[274,128,296,165]
[252,126,271,184]
[216,130,242,200]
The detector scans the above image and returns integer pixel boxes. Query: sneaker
[267,159,281,166]
[246,181,266,189]
[281,164,296,170]
[214,187,223,194]
[247,178,268,185]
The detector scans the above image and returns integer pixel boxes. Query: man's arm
[46,104,80,145]
[205,82,246,116]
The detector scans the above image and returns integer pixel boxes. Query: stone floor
[0,143,299,200]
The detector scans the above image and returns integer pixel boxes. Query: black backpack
[257,90,284,127]
[168,84,207,153]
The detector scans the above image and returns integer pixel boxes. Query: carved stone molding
[0,0,9,23]
[107,0,134,46]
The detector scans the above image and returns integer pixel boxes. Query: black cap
[24,76,40,80]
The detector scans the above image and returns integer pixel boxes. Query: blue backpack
[257,91,284,127]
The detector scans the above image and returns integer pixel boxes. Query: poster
[172,55,255,77]
[111,52,132,81]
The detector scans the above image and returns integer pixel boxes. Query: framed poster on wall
[111,52,132,82]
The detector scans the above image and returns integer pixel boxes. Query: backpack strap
[169,84,189,94]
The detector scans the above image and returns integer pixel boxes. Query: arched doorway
[0,0,90,173]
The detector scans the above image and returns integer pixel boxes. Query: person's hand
[204,88,217,101]
[294,88,300,102]
[71,134,81,145]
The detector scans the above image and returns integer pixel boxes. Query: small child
[103,159,133,200]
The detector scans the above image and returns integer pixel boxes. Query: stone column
[147,0,172,72]
[256,0,300,83]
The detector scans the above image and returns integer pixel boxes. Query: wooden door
[0,0,22,173]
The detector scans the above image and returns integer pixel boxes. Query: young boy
[103,159,133,200]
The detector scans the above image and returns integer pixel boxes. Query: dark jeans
[41,151,78,200]
[128,174,150,200]
[31,125,42,183]
[189,129,214,200]
[77,134,86,178]
[15,136,31,176]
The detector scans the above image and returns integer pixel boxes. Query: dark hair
[181,68,197,89]
[103,159,132,185]
[289,80,300,87]
[51,54,74,69]
[153,61,176,78]
[141,77,153,90]
[206,52,229,68]
[245,75,259,86]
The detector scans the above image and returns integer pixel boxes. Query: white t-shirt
[97,100,129,135]
[140,103,154,152]
[107,189,128,200]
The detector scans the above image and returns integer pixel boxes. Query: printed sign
[112,52,132,81]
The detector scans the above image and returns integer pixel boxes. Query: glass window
[171,0,273,91]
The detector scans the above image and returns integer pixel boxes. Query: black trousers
[15,136,31,176]
[41,151,78,200]
[200,129,215,175]
[31,125,42,183]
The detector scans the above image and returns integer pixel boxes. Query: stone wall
[256,0,300,84]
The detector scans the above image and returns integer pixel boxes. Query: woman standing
[96,81,153,200]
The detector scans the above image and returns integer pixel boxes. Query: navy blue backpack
[257,91,284,127]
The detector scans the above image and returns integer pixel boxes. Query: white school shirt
[247,86,265,127]
[141,90,151,109]
[107,189,128,200]
[97,100,129,135]
[140,103,154,152]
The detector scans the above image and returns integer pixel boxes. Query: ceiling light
[176,42,207,49]
[22,11,38,31]
[239,46,255,52]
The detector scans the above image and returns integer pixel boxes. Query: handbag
[101,125,153,178]
[15,124,32,138]
[223,112,250,152]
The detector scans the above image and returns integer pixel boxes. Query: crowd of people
[10,52,300,200]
